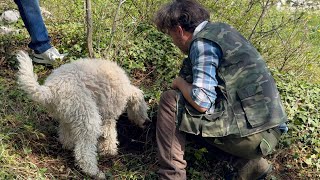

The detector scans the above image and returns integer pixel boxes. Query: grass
[0,47,315,179]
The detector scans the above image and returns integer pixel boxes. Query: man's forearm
[178,81,208,113]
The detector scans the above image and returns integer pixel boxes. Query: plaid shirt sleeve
[189,39,222,112]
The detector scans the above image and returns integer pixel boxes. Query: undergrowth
[0,0,319,179]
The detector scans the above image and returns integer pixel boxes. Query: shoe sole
[32,56,54,65]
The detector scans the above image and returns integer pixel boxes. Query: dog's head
[126,87,151,128]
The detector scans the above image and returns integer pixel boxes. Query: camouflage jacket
[178,22,288,137]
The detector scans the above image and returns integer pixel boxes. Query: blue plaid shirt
[189,39,222,113]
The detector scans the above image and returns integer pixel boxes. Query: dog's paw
[95,171,106,180]
[108,147,118,156]
[99,147,118,156]
[98,142,118,156]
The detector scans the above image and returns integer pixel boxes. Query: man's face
[168,27,190,54]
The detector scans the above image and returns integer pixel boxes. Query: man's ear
[177,25,184,36]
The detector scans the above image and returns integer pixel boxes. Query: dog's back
[19,53,135,118]
[45,59,132,113]
[47,58,130,89]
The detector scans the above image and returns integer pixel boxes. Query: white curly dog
[16,51,149,179]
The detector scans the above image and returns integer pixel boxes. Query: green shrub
[274,70,320,171]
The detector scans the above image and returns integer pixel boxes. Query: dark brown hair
[153,0,210,33]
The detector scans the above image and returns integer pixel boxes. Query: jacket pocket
[204,98,225,121]
[178,103,203,135]
[237,83,269,128]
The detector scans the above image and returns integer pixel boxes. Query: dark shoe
[226,157,272,180]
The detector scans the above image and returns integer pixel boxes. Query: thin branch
[248,0,270,40]
[245,0,255,13]
[106,0,127,57]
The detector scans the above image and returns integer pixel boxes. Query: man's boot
[228,157,272,180]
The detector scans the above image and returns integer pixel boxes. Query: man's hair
[153,0,210,33]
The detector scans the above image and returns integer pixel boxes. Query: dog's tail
[16,51,53,105]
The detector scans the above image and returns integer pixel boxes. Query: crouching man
[153,0,288,179]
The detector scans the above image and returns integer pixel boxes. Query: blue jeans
[14,0,52,54]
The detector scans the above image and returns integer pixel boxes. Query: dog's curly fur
[16,51,149,179]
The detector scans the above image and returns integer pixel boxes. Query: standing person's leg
[14,0,65,64]
[156,90,187,180]
[14,0,51,54]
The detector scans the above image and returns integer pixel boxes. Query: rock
[276,0,320,11]
[0,10,20,23]
[0,26,19,34]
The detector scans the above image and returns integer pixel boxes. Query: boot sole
[256,164,273,180]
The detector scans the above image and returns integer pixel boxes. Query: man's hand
[172,76,187,90]
[172,76,208,113]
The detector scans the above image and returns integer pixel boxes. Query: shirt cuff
[191,86,211,109]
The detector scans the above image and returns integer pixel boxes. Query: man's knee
[159,90,178,107]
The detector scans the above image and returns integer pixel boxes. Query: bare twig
[245,0,255,13]
[106,0,127,57]
[248,0,270,40]
[85,0,94,58]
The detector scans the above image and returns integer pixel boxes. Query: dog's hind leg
[98,119,118,156]
[61,91,105,179]
[72,112,105,179]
